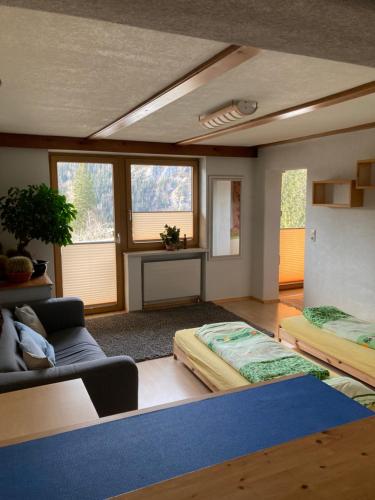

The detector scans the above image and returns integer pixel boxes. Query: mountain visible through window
[57,162,114,243]
[131,165,192,212]
[130,164,194,243]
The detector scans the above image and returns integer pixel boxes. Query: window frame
[208,175,244,261]
[49,153,126,314]
[125,157,199,251]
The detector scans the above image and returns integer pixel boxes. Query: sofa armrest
[0,356,138,417]
[79,356,138,417]
[29,297,85,333]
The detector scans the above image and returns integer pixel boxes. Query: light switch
[310,229,316,242]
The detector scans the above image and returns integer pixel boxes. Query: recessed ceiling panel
[111,50,375,143]
[198,94,375,146]
[0,6,227,136]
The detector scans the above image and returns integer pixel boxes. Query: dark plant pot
[165,244,178,251]
[32,260,48,278]
[7,272,32,284]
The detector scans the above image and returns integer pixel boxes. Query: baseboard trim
[249,296,280,304]
[279,282,304,291]
[215,296,279,305]
[143,296,200,310]
[214,296,252,304]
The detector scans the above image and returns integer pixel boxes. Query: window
[210,177,242,258]
[279,169,307,286]
[50,154,199,311]
[50,155,123,314]
[57,162,115,244]
[126,159,199,249]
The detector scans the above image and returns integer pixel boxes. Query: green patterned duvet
[304,306,375,350]
[195,322,329,383]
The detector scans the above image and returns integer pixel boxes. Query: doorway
[50,155,124,314]
[279,169,307,309]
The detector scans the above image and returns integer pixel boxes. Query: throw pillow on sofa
[15,321,55,370]
[15,305,47,338]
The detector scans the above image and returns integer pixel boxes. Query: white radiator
[143,259,201,303]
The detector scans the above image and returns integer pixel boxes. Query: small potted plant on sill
[160,224,181,251]
[0,184,77,277]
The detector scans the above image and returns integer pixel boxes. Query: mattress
[174,327,337,391]
[280,316,375,380]
[174,328,248,391]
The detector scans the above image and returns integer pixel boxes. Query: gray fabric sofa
[0,297,138,417]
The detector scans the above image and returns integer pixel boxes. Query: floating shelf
[312,179,363,208]
[357,159,375,189]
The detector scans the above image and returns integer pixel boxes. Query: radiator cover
[143,259,201,303]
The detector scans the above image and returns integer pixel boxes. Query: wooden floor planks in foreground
[114,416,375,499]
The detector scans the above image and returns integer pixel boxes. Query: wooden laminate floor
[279,289,304,311]
[138,295,302,409]
[219,295,301,336]
[137,356,210,409]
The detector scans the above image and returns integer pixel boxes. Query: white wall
[254,128,375,320]
[201,156,255,301]
[0,149,255,303]
[3,130,374,316]
[0,148,55,283]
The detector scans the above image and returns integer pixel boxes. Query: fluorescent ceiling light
[199,100,258,129]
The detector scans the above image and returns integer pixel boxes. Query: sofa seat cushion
[49,327,106,366]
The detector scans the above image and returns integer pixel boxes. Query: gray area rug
[86,302,273,362]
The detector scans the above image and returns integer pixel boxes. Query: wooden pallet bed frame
[173,340,221,392]
[276,326,375,388]
[174,336,334,393]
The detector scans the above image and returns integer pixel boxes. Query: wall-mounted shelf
[312,179,363,208]
[357,159,375,189]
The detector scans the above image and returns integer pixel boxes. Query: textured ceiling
[0,0,374,67]
[0,5,375,147]
[0,6,226,136]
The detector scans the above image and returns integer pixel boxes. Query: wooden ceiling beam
[178,80,375,145]
[258,121,375,148]
[0,133,257,158]
[88,45,260,139]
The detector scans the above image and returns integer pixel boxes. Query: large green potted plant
[0,184,76,275]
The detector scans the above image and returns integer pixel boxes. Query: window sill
[124,248,207,258]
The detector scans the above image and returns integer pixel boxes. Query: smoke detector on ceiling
[199,100,258,129]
